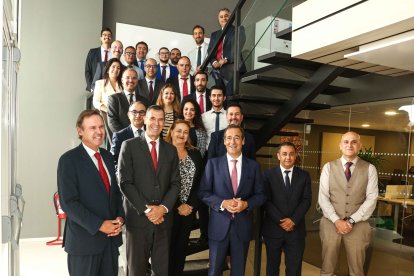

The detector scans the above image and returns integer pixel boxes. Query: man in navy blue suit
[199,124,266,276]
[262,142,312,276]
[156,47,179,82]
[57,109,124,276]
[111,101,147,165]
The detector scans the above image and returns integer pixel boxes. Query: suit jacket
[57,144,124,255]
[199,155,266,242]
[262,166,312,240]
[208,129,256,160]
[118,137,180,229]
[207,25,246,65]
[107,92,150,133]
[110,125,134,165]
[156,64,179,82]
[137,78,165,105]
[85,47,101,91]
[182,89,212,112]
[166,75,196,102]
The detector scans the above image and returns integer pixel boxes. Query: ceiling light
[384,111,397,116]
[361,124,370,128]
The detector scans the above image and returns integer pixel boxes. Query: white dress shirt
[318,156,378,223]
[227,153,242,187]
[131,125,145,138]
[159,63,171,80]
[100,46,112,62]
[280,165,293,186]
[123,90,135,104]
[178,74,192,99]
[143,132,160,159]
[202,108,228,146]
[82,143,111,186]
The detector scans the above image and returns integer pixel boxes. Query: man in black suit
[183,70,211,114]
[137,58,165,105]
[208,102,255,160]
[85,27,112,91]
[118,105,180,276]
[262,142,312,276]
[207,8,246,96]
[107,68,150,133]
[111,101,146,165]
[166,56,195,102]
[57,109,124,276]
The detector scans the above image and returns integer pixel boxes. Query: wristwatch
[347,217,356,225]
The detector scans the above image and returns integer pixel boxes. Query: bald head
[339,131,362,160]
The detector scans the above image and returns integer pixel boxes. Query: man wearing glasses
[123,46,145,80]
[111,101,147,166]
[138,58,165,105]
[156,47,178,82]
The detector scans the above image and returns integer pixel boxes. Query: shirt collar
[280,165,294,173]
[208,107,225,114]
[82,143,100,157]
[131,124,144,134]
[341,156,358,166]
[227,153,242,163]
[144,131,160,144]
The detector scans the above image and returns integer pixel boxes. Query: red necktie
[216,39,224,60]
[199,94,204,113]
[231,160,238,195]
[181,78,188,97]
[150,141,158,170]
[149,80,154,101]
[104,50,108,62]
[94,152,110,193]
[345,162,352,181]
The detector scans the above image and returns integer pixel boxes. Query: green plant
[358,147,386,170]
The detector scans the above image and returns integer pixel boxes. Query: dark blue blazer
[110,125,134,165]
[156,64,179,82]
[57,144,124,255]
[199,155,266,242]
[207,129,256,160]
[85,47,101,91]
[262,166,312,240]
[207,25,246,65]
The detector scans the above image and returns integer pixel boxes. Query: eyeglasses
[125,52,136,56]
[130,110,146,116]
[145,65,157,69]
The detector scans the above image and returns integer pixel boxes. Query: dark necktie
[104,50,108,62]
[214,111,221,132]
[136,129,143,138]
[94,152,110,193]
[139,60,145,71]
[149,80,154,101]
[129,93,134,105]
[150,141,158,170]
[161,66,167,82]
[284,170,291,193]
[199,94,204,113]
[197,46,202,67]
[345,162,353,181]
[181,78,188,97]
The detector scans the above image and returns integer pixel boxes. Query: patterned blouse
[189,127,207,158]
[179,154,196,203]
[162,111,175,139]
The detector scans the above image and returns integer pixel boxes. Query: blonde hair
[156,83,180,116]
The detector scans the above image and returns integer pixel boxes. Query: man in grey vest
[318,131,378,276]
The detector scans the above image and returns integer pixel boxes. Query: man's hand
[280,218,295,232]
[334,219,353,235]
[178,203,193,216]
[145,205,166,225]
[222,199,238,213]
[100,220,123,236]
[233,198,248,213]
[212,61,221,69]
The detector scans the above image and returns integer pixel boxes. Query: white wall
[17,0,103,238]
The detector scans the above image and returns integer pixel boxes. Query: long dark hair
[179,98,205,130]
[103,58,123,89]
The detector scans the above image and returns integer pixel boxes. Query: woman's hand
[177,203,193,216]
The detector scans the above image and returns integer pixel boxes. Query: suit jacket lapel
[120,92,129,108]
[222,155,234,195]
[236,156,248,195]
[275,166,290,195]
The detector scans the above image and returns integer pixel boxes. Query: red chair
[46,192,66,245]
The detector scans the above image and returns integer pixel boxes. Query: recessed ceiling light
[361,124,370,128]
[385,111,397,116]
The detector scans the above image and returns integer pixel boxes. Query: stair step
[256,154,272,158]
[183,259,209,275]
[186,239,209,256]
[241,74,350,95]
[275,27,292,40]
[258,51,367,78]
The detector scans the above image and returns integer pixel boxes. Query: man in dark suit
[207,8,246,96]
[183,70,211,113]
[118,105,180,276]
[57,109,124,276]
[155,47,179,82]
[85,27,112,91]
[137,58,165,105]
[107,68,150,133]
[199,124,266,276]
[208,102,255,160]
[262,142,312,276]
[167,56,195,102]
[111,101,146,165]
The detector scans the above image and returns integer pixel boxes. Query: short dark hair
[100,27,112,36]
[226,102,243,114]
[278,142,297,153]
[136,41,148,50]
[159,47,169,53]
[146,105,165,116]
[210,85,225,95]
[192,25,205,34]
[223,124,245,140]
[194,70,208,81]
[171,48,181,54]
[124,46,135,52]
[76,109,103,139]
